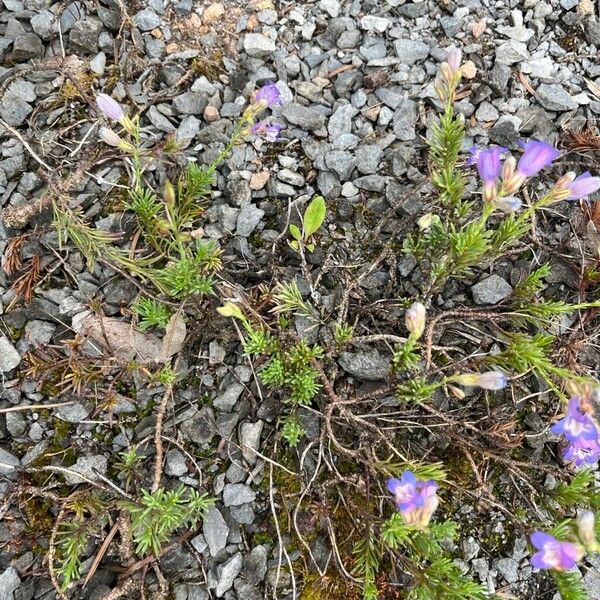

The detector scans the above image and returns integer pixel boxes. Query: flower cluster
[248,82,284,142]
[468,139,600,211]
[387,471,439,529]
[551,396,600,468]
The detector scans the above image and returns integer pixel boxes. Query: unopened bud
[156,219,171,235]
[454,371,507,390]
[501,172,526,196]
[483,182,497,202]
[405,301,426,339]
[577,511,599,551]
[163,180,176,208]
[434,79,447,102]
[440,62,453,84]
[99,126,123,147]
[446,48,462,73]
[448,384,466,400]
[502,156,516,182]
[121,115,137,135]
[555,171,577,189]
[493,196,522,213]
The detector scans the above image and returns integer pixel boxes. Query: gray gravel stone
[339,349,390,381]
[216,552,243,597]
[394,39,429,65]
[393,99,417,141]
[134,9,161,31]
[282,104,326,131]
[356,145,383,175]
[64,455,108,484]
[31,10,57,40]
[495,40,529,65]
[325,150,355,180]
[240,421,264,465]
[243,545,269,584]
[165,449,187,477]
[180,406,216,445]
[319,0,340,17]
[203,506,229,556]
[328,104,357,138]
[495,557,519,584]
[173,92,208,115]
[243,33,276,57]
[0,336,20,371]
[472,275,513,305]
[236,205,264,236]
[223,483,256,506]
[69,19,102,53]
[214,383,244,412]
[0,567,20,600]
[584,568,600,599]
[0,448,19,476]
[489,115,521,146]
[536,84,577,112]
[12,33,43,62]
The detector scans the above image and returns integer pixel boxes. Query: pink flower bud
[405,301,426,339]
[98,126,123,147]
[96,93,124,121]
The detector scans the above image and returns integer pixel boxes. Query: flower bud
[163,180,176,208]
[405,302,426,340]
[448,384,466,400]
[446,48,462,73]
[555,171,577,189]
[492,196,522,213]
[96,94,124,121]
[99,126,123,147]
[440,62,453,84]
[502,156,516,182]
[483,181,497,202]
[577,511,599,551]
[434,80,447,102]
[455,371,507,390]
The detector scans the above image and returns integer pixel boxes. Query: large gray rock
[223,483,256,506]
[536,84,577,112]
[0,448,20,476]
[243,33,276,57]
[134,9,161,31]
[281,104,326,131]
[394,39,429,64]
[215,552,243,597]
[202,506,229,556]
[64,455,108,484]
[338,349,390,381]
[0,336,20,372]
[239,421,263,465]
[472,275,513,305]
[0,567,20,600]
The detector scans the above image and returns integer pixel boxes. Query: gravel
[338,349,391,381]
[0,567,20,600]
[222,484,256,507]
[202,506,230,557]
[0,336,20,371]
[536,83,577,112]
[472,275,513,305]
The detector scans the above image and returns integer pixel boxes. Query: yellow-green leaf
[303,195,326,238]
[289,224,302,241]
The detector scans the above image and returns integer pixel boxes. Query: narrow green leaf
[303,195,326,238]
[289,224,302,241]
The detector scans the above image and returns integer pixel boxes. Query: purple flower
[563,436,600,467]
[467,146,508,183]
[254,82,282,108]
[551,397,598,443]
[468,146,507,183]
[387,471,439,528]
[405,301,426,339]
[387,471,421,512]
[530,532,580,571]
[96,93,124,121]
[516,140,560,178]
[564,172,600,200]
[251,121,283,142]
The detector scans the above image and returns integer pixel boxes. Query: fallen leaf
[156,313,187,364]
[72,313,163,364]
[472,19,486,39]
